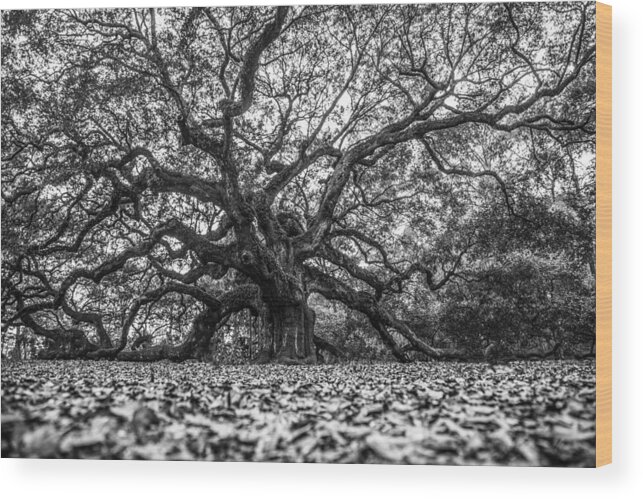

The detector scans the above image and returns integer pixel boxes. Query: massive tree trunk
[256,297,316,364]
[237,216,318,364]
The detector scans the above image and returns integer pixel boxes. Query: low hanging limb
[113,284,261,362]
[306,265,464,362]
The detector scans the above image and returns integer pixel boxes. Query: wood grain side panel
[596,1,612,468]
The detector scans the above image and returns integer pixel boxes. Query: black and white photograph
[2,1,599,466]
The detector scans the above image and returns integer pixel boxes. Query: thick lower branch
[113,284,260,361]
[307,265,463,362]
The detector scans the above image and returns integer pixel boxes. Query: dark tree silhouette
[1,4,595,363]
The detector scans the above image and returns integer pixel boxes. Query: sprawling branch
[223,7,289,118]
[300,40,594,252]
[306,265,463,362]
[114,284,260,361]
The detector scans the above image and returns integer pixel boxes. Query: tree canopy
[1,3,596,363]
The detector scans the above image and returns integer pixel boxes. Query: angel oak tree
[1,4,596,363]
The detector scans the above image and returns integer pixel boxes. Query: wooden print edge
[596,1,612,468]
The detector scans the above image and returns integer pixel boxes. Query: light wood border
[596,1,612,468]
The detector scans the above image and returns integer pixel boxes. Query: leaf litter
[1,360,595,466]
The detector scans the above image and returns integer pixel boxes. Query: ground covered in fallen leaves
[1,360,595,466]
